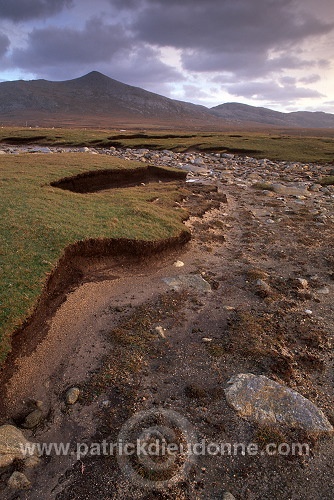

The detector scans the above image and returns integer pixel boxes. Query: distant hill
[210,102,334,129]
[0,71,220,128]
[0,72,334,128]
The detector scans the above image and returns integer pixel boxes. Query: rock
[272,183,309,196]
[220,153,234,159]
[296,278,309,289]
[255,279,272,298]
[8,471,31,489]
[155,326,166,338]
[222,493,236,500]
[316,286,330,294]
[24,456,41,468]
[0,425,39,467]
[31,147,53,154]
[225,373,333,435]
[22,401,44,429]
[174,260,184,268]
[66,387,80,405]
[162,274,211,293]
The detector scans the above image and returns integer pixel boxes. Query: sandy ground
[0,178,333,499]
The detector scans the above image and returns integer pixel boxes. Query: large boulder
[0,425,39,467]
[225,373,333,435]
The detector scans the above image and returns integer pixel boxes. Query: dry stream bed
[0,150,333,499]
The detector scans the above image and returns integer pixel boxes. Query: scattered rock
[65,387,80,405]
[0,425,39,467]
[8,471,31,489]
[174,260,184,268]
[202,337,213,343]
[225,373,333,435]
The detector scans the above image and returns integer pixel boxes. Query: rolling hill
[210,102,334,129]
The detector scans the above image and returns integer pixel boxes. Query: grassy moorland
[1,126,334,163]
[0,153,187,363]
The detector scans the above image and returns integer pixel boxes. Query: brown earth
[0,177,333,499]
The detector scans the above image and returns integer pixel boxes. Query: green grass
[0,153,187,363]
[1,127,334,163]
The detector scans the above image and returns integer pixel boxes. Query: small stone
[8,471,31,489]
[66,387,80,405]
[316,286,330,294]
[202,337,213,342]
[296,278,309,289]
[155,326,166,338]
[255,279,272,298]
[223,306,235,311]
[174,260,184,268]
[22,403,44,429]
[305,309,313,315]
[222,493,237,500]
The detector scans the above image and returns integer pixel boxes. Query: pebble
[65,387,80,405]
[155,326,166,338]
[174,260,184,268]
[222,493,237,500]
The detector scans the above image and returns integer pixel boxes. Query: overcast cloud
[0,0,333,111]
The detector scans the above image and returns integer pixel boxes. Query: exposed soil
[0,175,333,499]
[50,165,187,193]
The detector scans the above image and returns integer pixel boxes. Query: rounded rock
[66,387,80,405]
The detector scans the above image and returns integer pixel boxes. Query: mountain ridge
[0,71,333,129]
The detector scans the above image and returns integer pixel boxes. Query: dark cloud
[0,31,10,57]
[12,18,131,68]
[227,80,324,102]
[10,17,182,91]
[0,0,73,22]
[124,0,333,80]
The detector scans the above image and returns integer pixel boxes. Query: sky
[0,0,334,112]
